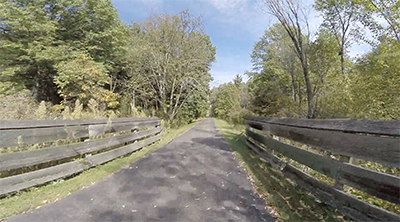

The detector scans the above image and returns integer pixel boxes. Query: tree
[233,74,243,88]
[54,53,119,108]
[314,0,361,74]
[261,0,315,118]
[308,29,351,117]
[350,37,400,119]
[210,80,251,124]
[248,21,354,118]
[0,0,60,102]
[53,0,129,90]
[249,24,304,116]
[0,0,127,105]
[125,12,215,123]
[254,24,304,104]
[356,0,400,45]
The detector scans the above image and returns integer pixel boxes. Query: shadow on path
[8,119,275,222]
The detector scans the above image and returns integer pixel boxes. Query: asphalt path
[7,119,274,222]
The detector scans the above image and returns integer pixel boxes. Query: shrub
[0,90,38,120]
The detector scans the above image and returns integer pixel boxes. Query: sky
[110,0,371,87]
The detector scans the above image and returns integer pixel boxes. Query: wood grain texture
[251,120,399,168]
[245,138,285,169]
[247,127,400,205]
[245,139,400,221]
[338,163,400,205]
[0,128,161,172]
[283,164,400,221]
[88,120,160,137]
[0,125,89,148]
[0,118,159,130]
[0,161,85,196]
[246,120,400,168]
[0,129,161,196]
[0,146,79,173]
[75,128,161,155]
[85,134,161,167]
[0,119,161,149]
[245,117,400,136]
[246,128,341,178]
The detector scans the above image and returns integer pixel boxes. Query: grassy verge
[0,120,201,219]
[213,119,346,222]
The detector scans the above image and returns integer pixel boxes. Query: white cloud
[198,0,322,39]
[114,0,271,38]
[209,53,252,87]
[198,0,248,13]
[196,0,271,38]
[111,0,372,86]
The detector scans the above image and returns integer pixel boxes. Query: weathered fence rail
[0,117,161,197]
[245,116,400,221]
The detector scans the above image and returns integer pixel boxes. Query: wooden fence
[245,116,400,221]
[0,117,161,197]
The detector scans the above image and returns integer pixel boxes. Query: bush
[229,108,253,125]
[0,91,122,120]
[0,91,38,120]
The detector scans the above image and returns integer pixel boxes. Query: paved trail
[8,119,274,222]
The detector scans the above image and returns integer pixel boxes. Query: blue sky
[111,0,370,87]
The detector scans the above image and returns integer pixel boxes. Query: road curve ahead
[8,119,274,222]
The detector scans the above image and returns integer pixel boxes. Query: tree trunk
[298,80,302,107]
[301,60,314,118]
[130,91,135,114]
[340,45,345,74]
[290,69,297,102]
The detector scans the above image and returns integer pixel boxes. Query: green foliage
[88,99,99,116]
[0,1,212,125]
[210,75,253,124]
[211,83,241,119]
[54,0,129,77]
[314,0,362,73]
[230,6,400,216]
[0,0,59,101]
[355,0,400,44]
[308,30,354,118]
[124,11,215,124]
[349,37,400,119]
[246,6,398,120]
[54,53,119,108]
[346,185,400,215]
[0,0,127,108]
[229,108,253,125]
[247,24,308,117]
